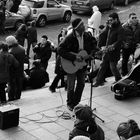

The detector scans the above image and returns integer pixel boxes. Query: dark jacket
[0,51,19,83]
[28,66,49,89]
[27,26,37,43]
[122,22,140,49]
[9,43,25,77]
[134,28,140,45]
[69,119,104,140]
[98,23,124,61]
[33,41,52,69]
[58,30,97,62]
[15,29,27,46]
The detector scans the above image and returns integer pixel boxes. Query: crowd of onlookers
[0,11,140,101]
[0,19,54,103]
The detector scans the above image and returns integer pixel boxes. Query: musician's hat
[74,104,92,120]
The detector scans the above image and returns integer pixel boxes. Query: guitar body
[61,50,88,74]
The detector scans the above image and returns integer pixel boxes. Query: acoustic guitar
[61,50,91,74]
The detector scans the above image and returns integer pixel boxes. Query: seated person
[117,119,140,140]
[69,104,105,140]
[23,60,49,89]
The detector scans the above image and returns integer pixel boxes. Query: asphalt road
[0,0,140,62]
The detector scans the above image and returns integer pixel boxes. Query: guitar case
[111,62,140,100]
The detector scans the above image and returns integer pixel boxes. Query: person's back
[0,42,19,83]
[27,22,37,43]
[9,43,25,76]
[29,61,49,89]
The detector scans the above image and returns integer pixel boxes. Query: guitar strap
[105,27,111,49]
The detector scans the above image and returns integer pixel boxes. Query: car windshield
[21,0,44,8]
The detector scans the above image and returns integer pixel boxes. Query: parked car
[114,0,139,6]
[5,10,25,30]
[71,0,114,13]
[19,0,72,27]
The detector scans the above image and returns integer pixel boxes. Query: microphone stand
[89,58,105,123]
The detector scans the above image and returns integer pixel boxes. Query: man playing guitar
[58,18,97,111]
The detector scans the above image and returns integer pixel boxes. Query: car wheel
[37,16,47,27]
[124,0,129,5]
[15,20,23,30]
[63,11,71,22]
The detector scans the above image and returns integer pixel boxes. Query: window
[47,0,58,8]
[33,1,44,8]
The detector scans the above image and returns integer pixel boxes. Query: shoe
[67,105,73,111]
[49,87,56,93]
[92,82,104,87]
[57,84,65,89]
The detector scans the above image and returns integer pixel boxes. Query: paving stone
[105,121,119,131]
[19,120,40,131]
[7,130,37,140]
[41,122,66,133]
[55,129,70,140]
[108,114,128,123]
[56,118,74,131]
[29,128,59,140]
[108,105,135,117]
[95,106,116,117]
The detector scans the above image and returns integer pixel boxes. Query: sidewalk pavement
[0,61,140,140]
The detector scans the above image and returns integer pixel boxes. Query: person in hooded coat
[88,6,102,37]
[69,104,105,140]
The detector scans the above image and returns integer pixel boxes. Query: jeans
[67,69,86,108]
[96,53,121,84]
[50,74,65,90]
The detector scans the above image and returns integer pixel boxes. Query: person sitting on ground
[117,119,140,140]
[23,59,49,89]
[33,35,53,71]
[69,104,105,140]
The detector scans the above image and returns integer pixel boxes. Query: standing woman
[15,24,27,47]
[49,28,67,92]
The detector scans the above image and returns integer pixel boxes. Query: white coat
[88,6,102,37]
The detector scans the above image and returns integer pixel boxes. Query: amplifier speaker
[0,104,19,130]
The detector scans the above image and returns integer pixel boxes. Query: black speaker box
[0,104,19,130]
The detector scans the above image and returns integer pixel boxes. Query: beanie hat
[74,104,93,121]
[72,18,83,29]
[92,5,99,12]
[5,35,17,46]
[117,122,132,139]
